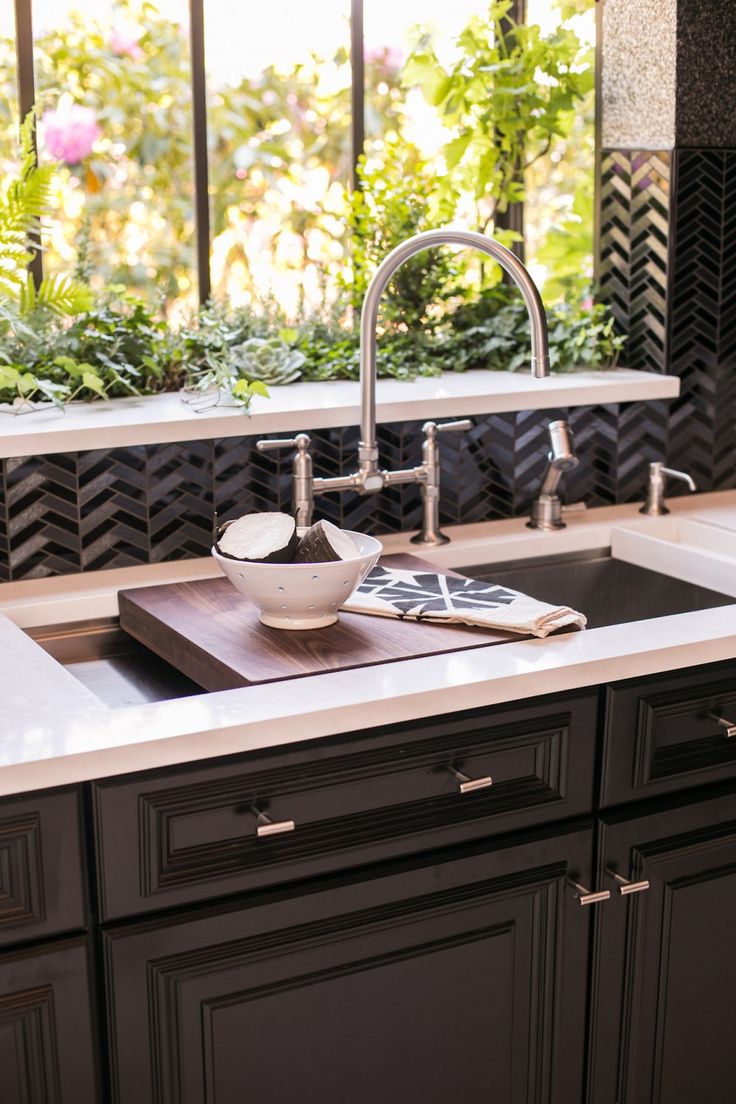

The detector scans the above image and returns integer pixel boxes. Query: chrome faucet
[257,228,550,545]
[528,420,579,530]
[640,461,696,515]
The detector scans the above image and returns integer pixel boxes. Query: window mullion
[495,0,526,261]
[189,0,211,304]
[350,0,365,192]
[14,0,42,286]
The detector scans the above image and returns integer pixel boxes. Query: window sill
[0,368,679,458]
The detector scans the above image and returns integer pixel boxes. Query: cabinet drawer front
[602,660,736,807]
[93,690,597,919]
[0,788,86,947]
[103,824,594,1104]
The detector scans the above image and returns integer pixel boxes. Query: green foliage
[293,284,622,382]
[0,281,624,411]
[442,288,624,373]
[346,141,459,329]
[0,288,170,407]
[534,172,594,302]
[403,0,593,251]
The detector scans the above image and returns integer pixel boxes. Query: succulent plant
[230,337,305,385]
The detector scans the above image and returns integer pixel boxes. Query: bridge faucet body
[258,228,550,544]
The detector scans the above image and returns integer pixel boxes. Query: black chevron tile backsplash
[0,404,659,581]
[0,147,733,581]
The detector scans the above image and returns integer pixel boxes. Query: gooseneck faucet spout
[257,227,551,544]
[358,228,550,485]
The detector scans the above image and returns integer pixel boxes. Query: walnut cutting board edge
[118,554,526,692]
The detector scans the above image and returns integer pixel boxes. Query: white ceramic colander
[212,530,382,629]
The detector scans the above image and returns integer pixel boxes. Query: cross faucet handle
[256,433,311,454]
[256,434,314,527]
[410,419,474,546]
[433,419,474,436]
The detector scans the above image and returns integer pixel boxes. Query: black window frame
[13,0,527,302]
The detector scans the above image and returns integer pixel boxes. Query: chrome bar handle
[256,433,314,528]
[254,807,295,839]
[411,419,473,547]
[708,711,736,738]
[447,765,493,795]
[568,879,611,906]
[606,867,650,895]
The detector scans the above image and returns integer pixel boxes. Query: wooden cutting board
[118,555,525,692]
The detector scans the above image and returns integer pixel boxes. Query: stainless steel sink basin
[457,547,734,630]
[27,617,202,708]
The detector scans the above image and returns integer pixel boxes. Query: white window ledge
[0,368,679,458]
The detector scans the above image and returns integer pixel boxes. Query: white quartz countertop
[0,368,678,457]
[1,489,735,795]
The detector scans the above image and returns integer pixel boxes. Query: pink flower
[365,45,404,71]
[109,26,144,60]
[42,105,101,165]
[581,296,594,311]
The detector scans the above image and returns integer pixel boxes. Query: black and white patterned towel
[342,566,586,638]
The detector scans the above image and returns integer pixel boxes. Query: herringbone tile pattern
[5,454,81,578]
[599,150,671,374]
[667,150,736,491]
[599,147,736,499]
[78,447,147,570]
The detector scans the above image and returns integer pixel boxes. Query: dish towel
[342,565,586,638]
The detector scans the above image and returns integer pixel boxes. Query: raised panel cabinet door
[104,825,595,1104]
[0,937,99,1103]
[0,788,87,947]
[587,786,736,1104]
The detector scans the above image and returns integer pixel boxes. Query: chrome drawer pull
[568,879,611,906]
[447,766,493,794]
[606,867,650,895]
[254,808,295,839]
[708,711,736,738]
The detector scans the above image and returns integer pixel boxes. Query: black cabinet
[5,666,736,1103]
[0,938,99,1102]
[104,824,594,1104]
[588,787,736,1104]
[601,660,736,807]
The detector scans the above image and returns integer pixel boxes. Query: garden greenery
[0,0,624,413]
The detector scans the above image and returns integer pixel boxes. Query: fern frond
[0,109,93,317]
[17,111,38,181]
[34,273,94,316]
[18,271,36,314]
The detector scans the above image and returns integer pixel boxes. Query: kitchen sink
[457,547,734,630]
[27,617,202,708]
[25,546,735,708]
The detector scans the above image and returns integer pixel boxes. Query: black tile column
[597,0,736,493]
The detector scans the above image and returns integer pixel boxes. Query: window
[3,0,595,314]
